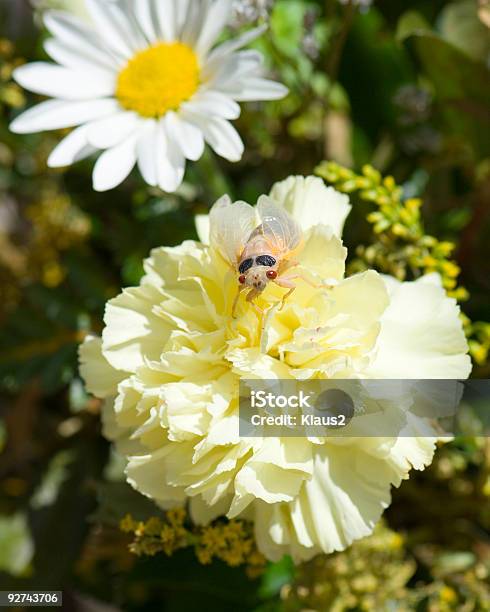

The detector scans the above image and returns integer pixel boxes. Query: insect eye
[238,258,253,274]
[256,255,277,267]
[266,270,277,280]
[238,274,246,284]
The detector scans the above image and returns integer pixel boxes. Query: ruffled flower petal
[269,175,352,238]
[80,187,471,562]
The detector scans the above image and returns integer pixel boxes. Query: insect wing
[209,195,257,264]
[257,195,302,256]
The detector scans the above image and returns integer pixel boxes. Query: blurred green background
[0,0,489,610]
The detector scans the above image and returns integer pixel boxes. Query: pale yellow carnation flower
[79,175,471,562]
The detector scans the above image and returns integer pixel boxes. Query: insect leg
[274,273,329,310]
[231,285,247,318]
[246,288,264,319]
[280,272,325,290]
[273,276,297,310]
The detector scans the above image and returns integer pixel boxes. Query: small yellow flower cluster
[0,189,90,318]
[25,191,91,287]
[315,161,468,300]
[281,522,416,611]
[120,509,188,557]
[462,316,490,367]
[119,509,266,575]
[283,519,489,611]
[196,520,265,574]
[0,39,25,109]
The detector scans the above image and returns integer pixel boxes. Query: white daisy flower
[10,0,288,192]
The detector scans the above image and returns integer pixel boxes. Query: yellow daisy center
[116,42,200,118]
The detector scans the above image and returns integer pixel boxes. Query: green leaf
[0,513,34,577]
[0,282,83,393]
[396,10,431,42]
[26,436,107,588]
[270,1,307,58]
[30,451,74,510]
[259,556,295,599]
[91,481,162,527]
[433,551,476,575]
[438,0,490,63]
[339,10,415,139]
[405,32,490,158]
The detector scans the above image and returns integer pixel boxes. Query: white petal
[44,11,122,67]
[206,25,267,64]
[86,111,140,149]
[13,62,115,100]
[298,447,393,555]
[47,125,96,167]
[251,432,434,563]
[156,119,186,192]
[367,275,472,379]
[183,91,240,120]
[195,0,231,58]
[154,0,176,41]
[159,142,186,193]
[102,283,173,371]
[227,78,289,101]
[84,0,137,58]
[231,464,301,508]
[190,495,232,525]
[269,176,352,238]
[136,120,158,187]
[92,136,137,191]
[132,0,158,43]
[180,0,202,45]
[202,49,262,84]
[165,111,204,161]
[117,0,149,49]
[126,450,187,508]
[175,0,191,36]
[44,38,116,72]
[299,225,347,281]
[10,98,119,133]
[187,115,244,162]
[78,335,126,398]
[195,214,210,244]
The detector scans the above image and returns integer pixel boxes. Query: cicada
[209,195,312,317]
